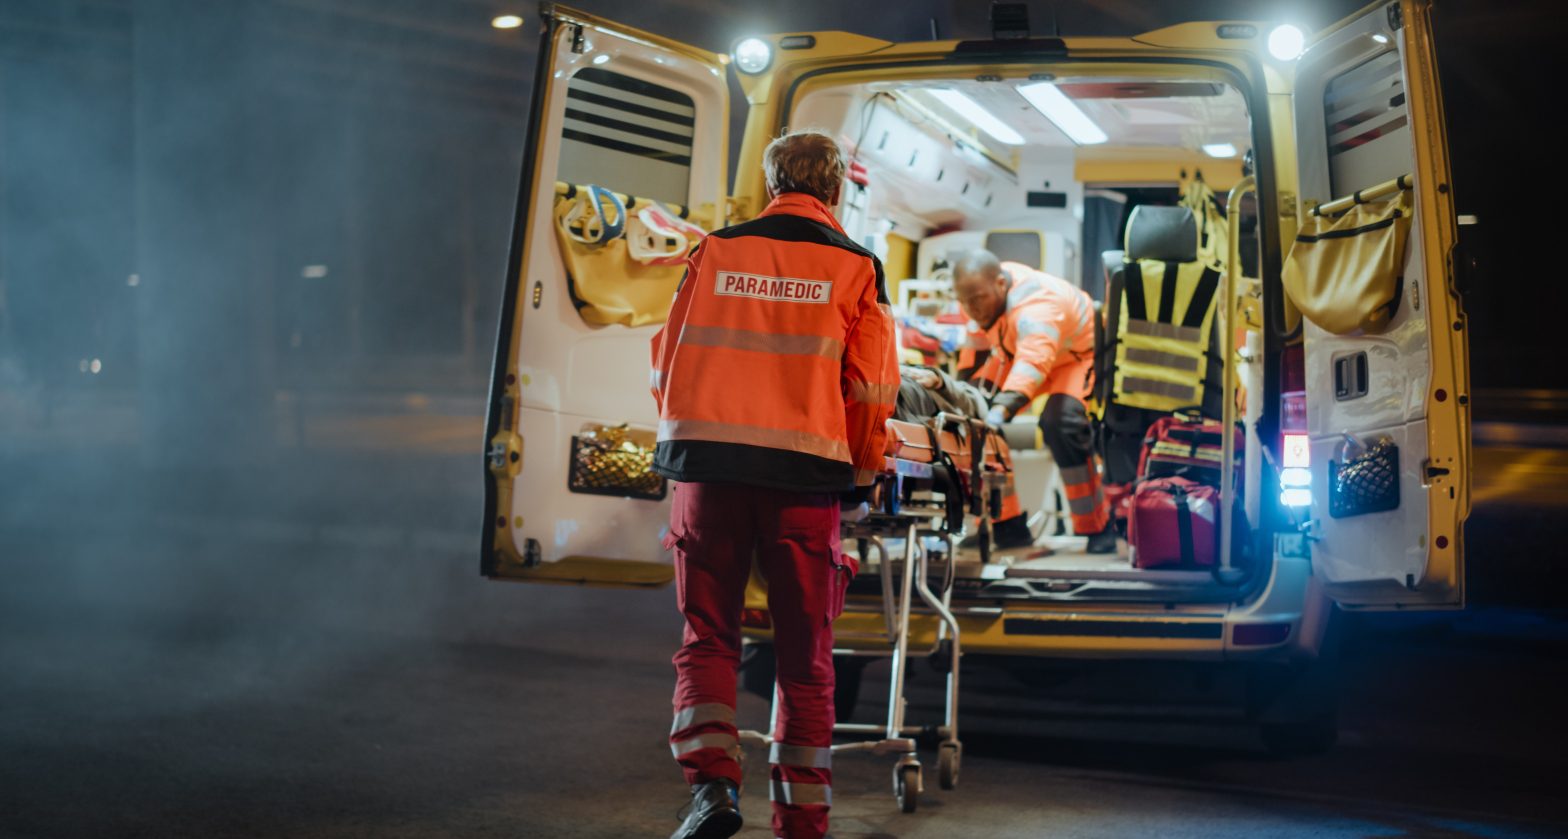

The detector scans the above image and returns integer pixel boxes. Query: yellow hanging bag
[551,183,709,328]
[1282,192,1413,335]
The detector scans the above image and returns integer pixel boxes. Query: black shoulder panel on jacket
[712,214,871,258]
[711,214,886,302]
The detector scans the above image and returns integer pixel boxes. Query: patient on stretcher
[894,365,988,423]
[864,366,1026,553]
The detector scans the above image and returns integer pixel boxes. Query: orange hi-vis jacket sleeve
[648,192,897,494]
[984,262,1097,404]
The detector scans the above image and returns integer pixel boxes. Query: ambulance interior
[529,66,1274,603]
[787,76,1258,598]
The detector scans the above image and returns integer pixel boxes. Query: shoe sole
[686,809,743,839]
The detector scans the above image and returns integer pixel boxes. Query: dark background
[1,0,1556,443]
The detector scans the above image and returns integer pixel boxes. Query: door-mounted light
[733,38,772,74]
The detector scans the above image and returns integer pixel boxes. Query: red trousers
[665,481,845,839]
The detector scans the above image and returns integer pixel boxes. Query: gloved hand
[985,405,1008,431]
[841,500,871,523]
[841,485,873,522]
[986,390,1030,432]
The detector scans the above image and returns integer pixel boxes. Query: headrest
[1125,205,1197,263]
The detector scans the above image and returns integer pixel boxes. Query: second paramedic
[953,250,1116,553]
[649,130,899,839]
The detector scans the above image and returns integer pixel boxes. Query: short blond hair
[763,130,845,203]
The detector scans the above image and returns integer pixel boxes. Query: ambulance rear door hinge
[569,23,585,54]
[1386,2,1403,32]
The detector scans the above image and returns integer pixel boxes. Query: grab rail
[1218,176,1256,581]
[552,180,697,220]
[1310,173,1413,217]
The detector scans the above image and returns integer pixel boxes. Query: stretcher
[738,412,1014,813]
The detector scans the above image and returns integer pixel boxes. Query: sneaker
[958,515,1035,551]
[1085,526,1118,554]
[671,779,742,839]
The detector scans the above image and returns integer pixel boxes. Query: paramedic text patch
[715,271,830,304]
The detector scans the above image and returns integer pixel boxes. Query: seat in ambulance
[1096,205,1224,485]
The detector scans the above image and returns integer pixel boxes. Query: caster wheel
[894,763,921,813]
[938,742,961,790]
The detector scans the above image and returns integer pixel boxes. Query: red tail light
[1232,622,1292,646]
[741,608,772,629]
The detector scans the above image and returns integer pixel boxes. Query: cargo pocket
[828,550,857,623]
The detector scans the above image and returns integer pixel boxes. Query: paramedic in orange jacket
[953,250,1115,554]
[649,130,898,839]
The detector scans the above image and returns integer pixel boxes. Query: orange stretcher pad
[881,418,1013,474]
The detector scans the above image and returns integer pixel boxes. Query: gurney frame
[739,413,1007,813]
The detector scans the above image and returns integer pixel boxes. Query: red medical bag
[1127,476,1218,569]
[1138,414,1242,484]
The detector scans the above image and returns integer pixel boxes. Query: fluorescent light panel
[1016,82,1107,145]
[927,89,1024,146]
[1203,143,1238,158]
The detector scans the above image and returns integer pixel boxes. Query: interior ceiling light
[491,14,522,29]
[1268,24,1305,61]
[1016,82,1107,145]
[1203,143,1238,158]
[927,89,1024,146]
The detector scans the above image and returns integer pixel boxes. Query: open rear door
[482,5,729,586]
[1288,0,1469,608]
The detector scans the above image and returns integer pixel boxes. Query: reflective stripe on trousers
[667,481,839,838]
[1038,394,1110,535]
[770,778,832,806]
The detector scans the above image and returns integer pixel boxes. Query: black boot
[1085,525,1118,554]
[959,514,1036,551]
[671,779,742,839]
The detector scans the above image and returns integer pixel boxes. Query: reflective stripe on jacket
[649,193,898,492]
[973,262,1096,403]
[1111,258,1221,413]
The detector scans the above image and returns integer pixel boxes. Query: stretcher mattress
[882,419,1011,473]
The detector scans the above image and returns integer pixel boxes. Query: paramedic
[649,130,899,839]
[953,250,1115,553]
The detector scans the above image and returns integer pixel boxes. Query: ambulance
[480,1,1470,755]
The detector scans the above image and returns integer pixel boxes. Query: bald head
[951,249,1010,330]
[952,250,1002,289]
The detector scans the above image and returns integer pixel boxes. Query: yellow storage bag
[1282,192,1413,335]
[551,184,709,327]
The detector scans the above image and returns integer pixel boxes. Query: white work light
[1016,82,1107,146]
[491,14,522,30]
[1267,24,1305,61]
[1203,143,1238,158]
[734,38,772,74]
[929,89,1025,146]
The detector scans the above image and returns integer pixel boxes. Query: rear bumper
[742,556,1330,662]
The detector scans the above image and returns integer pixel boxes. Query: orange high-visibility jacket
[650,193,898,492]
[973,262,1096,410]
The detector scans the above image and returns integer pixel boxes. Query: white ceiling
[890,77,1252,156]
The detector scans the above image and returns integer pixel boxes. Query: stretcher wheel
[894,763,920,813]
[938,743,960,790]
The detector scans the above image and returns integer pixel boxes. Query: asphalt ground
[2,515,1565,838]
[3,401,1567,838]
